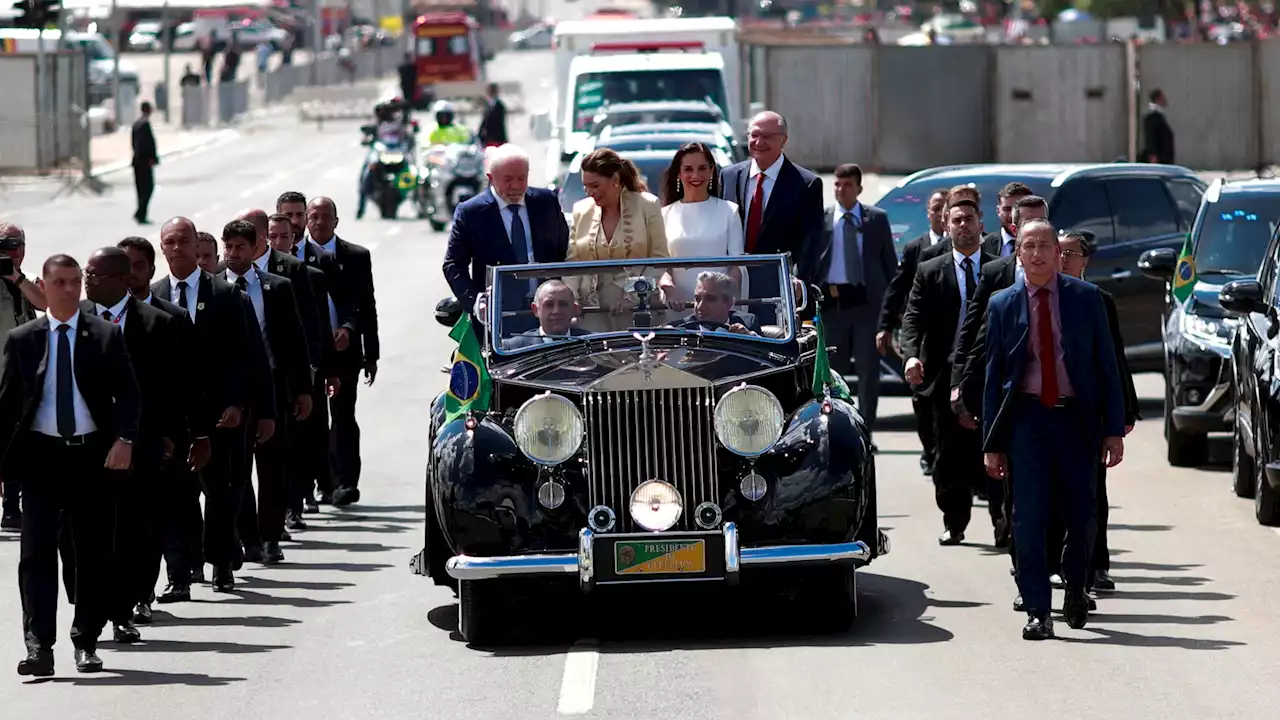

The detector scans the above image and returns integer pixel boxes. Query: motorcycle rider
[357,100,414,219]
[427,101,471,146]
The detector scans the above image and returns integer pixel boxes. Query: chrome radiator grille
[582,387,719,532]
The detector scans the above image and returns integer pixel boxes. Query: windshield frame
[485,254,800,358]
[1189,194,1280,277]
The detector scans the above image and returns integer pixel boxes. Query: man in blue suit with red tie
[443,143,569,336]
[981,218,1126,641]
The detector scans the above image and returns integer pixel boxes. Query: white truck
[531,16,741,183]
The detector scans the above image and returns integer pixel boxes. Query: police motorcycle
[358,99,428,220]
[420,101,487,232]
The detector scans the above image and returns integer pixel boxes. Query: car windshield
[558,155,675,212]
[81,37,115,60]
[596,135,730,155]
[489,257,797,354]
[591,109,720,135]
[1194,197,1280,276]
[573,70,727,131]
[876,174,1054,253]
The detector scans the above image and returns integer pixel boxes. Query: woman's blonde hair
[580,148,646,193]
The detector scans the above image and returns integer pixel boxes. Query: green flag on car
[444,313,492,424]
[1173,233,1197,305]
[811,307,854,402]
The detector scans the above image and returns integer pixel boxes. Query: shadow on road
[105,638,291,654]
[217,588,355,609]
[27,669,247,686]
[1059,626,1244,650]
[149,612,302,629]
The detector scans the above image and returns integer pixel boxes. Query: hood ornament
[633,331,656,365]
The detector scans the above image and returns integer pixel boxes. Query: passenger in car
[502,280,589,349]
[670,271,759,336]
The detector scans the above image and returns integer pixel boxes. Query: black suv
[1218,196,1280,525]
[1138,179,1280,468]
[875,163,1206,393]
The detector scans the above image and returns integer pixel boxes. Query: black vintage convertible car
[411,255,890,644]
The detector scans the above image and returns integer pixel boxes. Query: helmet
[433,100,456,126]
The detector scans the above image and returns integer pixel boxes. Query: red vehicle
[409,11,484,106]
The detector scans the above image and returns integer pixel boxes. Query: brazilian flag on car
[811,307,854,402]
[1173,233,1196,305]
[445,313,491,424]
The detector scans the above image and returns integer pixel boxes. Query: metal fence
[0,50,89,174]
[742,40,1280,172]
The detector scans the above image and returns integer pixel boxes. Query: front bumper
[1170,381,1233,434]
[444,522,891,589]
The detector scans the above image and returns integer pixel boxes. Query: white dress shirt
[169,266,201,322]
[951,247,981,346]
[999,228,1015,257]
[746,155,784,219]
[253,248,271,272]
[826,203,863,285]
[929,230,944,245]
[94,295,130,331]
[33,311,98,437]
[493,188,534,260]
[227,268,272,367]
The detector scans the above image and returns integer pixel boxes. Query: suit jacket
[719,156,824,285]
[566,189,668,308]
[981,274,1126,453]
[313,235,379,366]
[443,186,570,308]
[501,326,589,349]
[296,239,356,331]
[879,231,942,333]
[80,297,182,465]
[132,117,158,167]
[899,248,996,399]
[143,293,200,441]
[812,202,896,311]
[151,269,258,435]
[678,311,761,334]
[980,230,1014,259]
[1143,109,1175,164]
[918,235,954,264]
[478,98,508,145]
[952,254,1019,408]
[0,313,141,476]
[237,268,311,411]
[261,249,325,376]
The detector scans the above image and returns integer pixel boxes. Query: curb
[90,106,289,178]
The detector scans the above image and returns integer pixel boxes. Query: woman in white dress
[656,142,746,310]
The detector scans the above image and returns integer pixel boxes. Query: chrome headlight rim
[713,383,785,458]
[628,479,683,533]
[513,392,584,466]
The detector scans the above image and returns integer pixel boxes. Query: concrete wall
[0,56,38,171]
[762,46,874,171]
[0,51,86,172]
[874,45,991,171]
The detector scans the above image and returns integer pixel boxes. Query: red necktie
[745,172,765,253]
[1037,287,1058,406]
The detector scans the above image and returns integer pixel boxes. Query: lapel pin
[307,256,315,263]
[263,282,271,290]
[197,302,205,311]
[81,330,88,337]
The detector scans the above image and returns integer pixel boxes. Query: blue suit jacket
[981,273,1125,453]
[442,187,570,307]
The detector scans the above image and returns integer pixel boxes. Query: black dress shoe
[1063,589,1090,629]
[286,510,308,530]
[1049,573,1065,589]
[244,545,265,563]
[157,583,191,603]
[938,529,965,546]
[113,621,141,644]
[1013,594,1025,612]
[316,490,334,505]
[1022,613,1054,640]
[0,511,20,531]
[133,602,153,624]
[993,518,1011,548]
[75,647,104,673]
[279,529,293,542]
[919,454,934,476]
[303,497,320,513]
[190,567,207,584]
[332,486,361,506]
[1093,570,1116,591]
[263,541,285,564]
[16,648,54,677]
[213,567,235,593]
[1088,593,1098,612]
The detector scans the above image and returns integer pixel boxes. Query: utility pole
[161,0,171,123]
[111,0,121,127]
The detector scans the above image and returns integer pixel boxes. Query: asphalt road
[3,21,1280,720]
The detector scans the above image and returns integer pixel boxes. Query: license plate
[614,539,706,575]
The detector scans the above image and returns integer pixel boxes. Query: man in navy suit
[443,143,570,336]
[981,218,1126,641]
[718,111,824,303]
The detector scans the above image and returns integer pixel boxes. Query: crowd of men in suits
[0,193,379,676]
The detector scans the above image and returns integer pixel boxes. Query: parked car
[587,100,733,141]
[877,163,1207,376]
[585,129,737,158]
[597,120,744,161]
[509,22,553,49]
[413,254,890,644]
[1219,210,1280,524]
[1138,179,1280,467]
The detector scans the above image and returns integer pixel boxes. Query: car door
[1099,177,1186,356]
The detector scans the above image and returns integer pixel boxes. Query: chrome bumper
[444,522,891,588]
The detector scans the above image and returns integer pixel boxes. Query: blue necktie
[507,205,535,303]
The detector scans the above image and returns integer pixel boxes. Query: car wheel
[1256,429,1280,525]
[1165,382,1209,466]
[810,565,857,633]
[379,191,399,220]
[1233,393,1255,498]
[458,580,513,645]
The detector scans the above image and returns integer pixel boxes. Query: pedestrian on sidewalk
[478,82,508,148]
[131,102,159,225]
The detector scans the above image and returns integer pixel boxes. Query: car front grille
[582,387,719,532]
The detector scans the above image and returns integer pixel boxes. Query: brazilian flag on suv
[1173,233,1196,305]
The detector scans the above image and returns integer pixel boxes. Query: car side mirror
[1137,247,1178,280]
[1220,280,1267,316]
[435,296,463,327]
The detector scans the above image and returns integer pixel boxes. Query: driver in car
[673,271,760,336]
[503,280,590,349]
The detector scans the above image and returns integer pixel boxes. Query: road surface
[1,11,1279,720]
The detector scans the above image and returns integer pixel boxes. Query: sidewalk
[89,123,233,173]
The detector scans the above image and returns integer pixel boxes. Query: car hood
[493,343,790,391]
[1188,272,1254,318]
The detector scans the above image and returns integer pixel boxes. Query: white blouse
[661,197,747,298]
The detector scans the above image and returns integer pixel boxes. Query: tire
[458,580,512,646]
[379,191,399,220]
[810,565,857,633]
[1165,382,1209,466]
[1233,408,1256,498]
[1256,436,1280,525]
[429,218,447,232]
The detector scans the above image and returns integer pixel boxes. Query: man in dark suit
[153,217,258,594]
[221,220,310,565]
[501,280,591,349]
[444,143,570,331]
[877,187,949,473]
[679,271,761,335]
[982,218,1126,640]
[718,111,824,303]
[900,198,994,547]
[237,209,323,377]
[131,101,159,225]
[478,82,508,147]
[1142,89,1175,164]
[982,182,1033,259]
[75,247,184,644]
[0,254,141,676]
[117,236,208,607]
[305,197,378,506]
[812,163,896,431]
[918,184,984,264]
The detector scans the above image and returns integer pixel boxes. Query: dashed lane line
[556,641,599,715]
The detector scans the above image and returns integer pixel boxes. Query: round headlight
[513,393,584,465]
[714,385,785,456]
[629,479,683,532]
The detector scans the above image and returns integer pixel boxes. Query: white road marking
[1272,527,1280,538]
[385,226,401,237]
[556,642,599,715]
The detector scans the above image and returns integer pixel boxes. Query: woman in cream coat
[567,148,672,331]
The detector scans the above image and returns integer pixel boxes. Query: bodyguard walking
[132,102,159,225]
